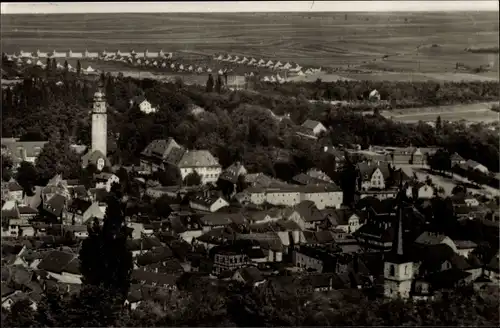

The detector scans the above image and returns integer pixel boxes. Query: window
[404,265,408,275]
[389,264,395,276]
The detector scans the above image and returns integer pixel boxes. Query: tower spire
[393,180,406,256]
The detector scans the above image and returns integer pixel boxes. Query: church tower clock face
[97,158,105,171]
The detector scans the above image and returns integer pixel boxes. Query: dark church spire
[392,176,407,257]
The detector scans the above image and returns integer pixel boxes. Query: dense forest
[2,56,499,179]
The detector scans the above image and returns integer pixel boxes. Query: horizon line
[1,1,499,14]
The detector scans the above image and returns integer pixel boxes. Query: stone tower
[91,86,107,157]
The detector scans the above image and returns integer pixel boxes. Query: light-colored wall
[180,167,221,185]
[301,191,343,210]
[293,251,323,272]
[384,261,414,282]
[457,248,475,259]
[91,113,107,157]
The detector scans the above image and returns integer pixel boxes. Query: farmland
[374,102,500,123]
[1,12,499,82]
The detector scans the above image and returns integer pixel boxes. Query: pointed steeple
[392,180,407,257]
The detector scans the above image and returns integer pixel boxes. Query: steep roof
[81,150,110,168]
[141,138,182,162]
[43,194,67,217]
[37,250,79,274]
[177,150,220,168]
[301,119,323,130]
[357,161,391,180]
[295,200,325,222]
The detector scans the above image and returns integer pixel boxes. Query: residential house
[245,184,343,210]
[2,180,24,203]
[131,270,178,290]
[358,188,398,201]
[218,161,247,185]
[236,232,285,263]
[326,208,364,233]
[62,225,89,239]
[177,150,222,185]
[212,244,250,276]
[356,161,391,190]
[292,173,332,186]
[296,120,327,139]
[189,193,229,213]
[42,194,67,222]
[484,251,499,283]
[130,96,157,114]
[2,290,39,311]
[232,266,266,287]
[450,153,466,166]
[405,182,434,199]
[453,240,477,259]
[198,213,245,232]
[466,159,489,174]
[140,138,184,173]
[94,172,120,192]
[64,199,105,224]
[323,147,348,171]
[414,231,458,253]
[292,246,337,273]
[1,140,48,168]
[294,200,326,231]
[36,250,82,284]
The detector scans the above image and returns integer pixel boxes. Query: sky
[1,1,498,14]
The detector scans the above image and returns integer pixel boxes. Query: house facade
[245,185,343,210]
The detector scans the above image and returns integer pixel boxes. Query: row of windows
[215,255,246,264]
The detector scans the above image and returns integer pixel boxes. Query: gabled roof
[191,193,228,209]
[7,180,23,192]
[328,208,359,225]
[415,231,450,246]
[43,194,67,217]
[295,200,325,222]
[292,173,331,186]
[81,150,110,168]
[141,138,183,162]
[301,119,324,131]
[466,159,483,169]
[37,250,79,274]
[137,246,174,266]
[236,266,264,283]
[199,212,244,226]
[357,161,391,180]
[68,198,92,214]
[131,269,178,286]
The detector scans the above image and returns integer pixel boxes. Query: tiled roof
[301,119,323,130]
[415,231,449,246]
[131,269,178,286]
[17,206,38,215]
[357,161,391,180]
[295,200,325,222]
[178,150,220,168]
[37,250,78,274]
[237,266,264,283]
[292,173,332,186]
[68,198,92,214]
[219,162,246,184]
[236,232,284,252]
[190,193,226,208]
[7,180,23,192]
[454,240,477,249]
[137,246,174,266]
[81,150,110,168]
[43,194,67,217]
[246,184,341,194]
[141,138,182,161]
[199,212,244,226]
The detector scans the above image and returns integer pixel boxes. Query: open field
[2,12,498,81]
[376,102,500,123]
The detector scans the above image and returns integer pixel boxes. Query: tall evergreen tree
[215,74,222,94]
[435,115,442,132]
[76,60,82,76]
[79,189,133,298]
[206,73,214,92]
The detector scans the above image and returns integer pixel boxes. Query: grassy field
[377,102,500,123]
[2,12,498,81]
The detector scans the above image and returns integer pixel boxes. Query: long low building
[241,184,343,210]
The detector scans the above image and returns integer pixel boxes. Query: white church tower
[91,87,107,157]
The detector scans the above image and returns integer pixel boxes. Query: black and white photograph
[1,1,499,326]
